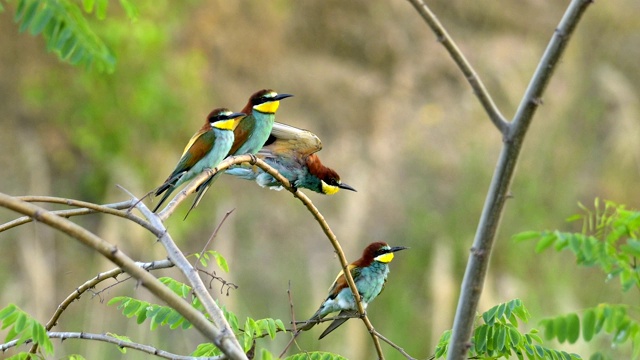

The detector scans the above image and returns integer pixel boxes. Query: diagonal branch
[406,0,509,134]
[0,193,247,360]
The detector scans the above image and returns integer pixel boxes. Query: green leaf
[565,313,580,344]
[95,0,108,20]
[554,316,567,343]
[118,0,138,21]
[513,231,541,242]
[474,325,488,353]
[82,0,95,13]
[210,251,230,273]
[535,232,557,252]
[496,326,507,351]
[582,309,596,341]
[30,6,53,35]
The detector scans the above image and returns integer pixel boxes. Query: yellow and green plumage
[299,241,407,339]
[152,108,245,213]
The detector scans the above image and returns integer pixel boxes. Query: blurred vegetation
[0,0,639,359]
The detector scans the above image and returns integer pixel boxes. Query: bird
[152,108,245,213]
[298,242,407,339]
[225,122,356,194]
[187,89,293,212]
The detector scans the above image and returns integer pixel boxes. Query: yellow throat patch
[213,119,237,131]
[321,181,340,195]
[374,252,394,263]
[254,100,280,114]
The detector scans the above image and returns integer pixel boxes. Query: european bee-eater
[299,242,407,339]
[188,89,293,211]
[225,122,356,194]
[152,108,245,213]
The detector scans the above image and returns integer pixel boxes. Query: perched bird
[299,242,407,339]
[152,108,245,213]
[188,89,293,211]
[225,122,356,194]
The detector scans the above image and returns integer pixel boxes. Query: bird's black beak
[338,182,357,192]
[227,112,246,119]
[274,93,293,101]
[389,246,408,253]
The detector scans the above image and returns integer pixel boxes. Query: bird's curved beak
[273,93,294,101]
[390,246,408,253]
[338,182,357,192]
[228,112,246,119]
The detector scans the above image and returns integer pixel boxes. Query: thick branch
[442,1,594,359]
[0,193,246,360]
[406,0,509,133]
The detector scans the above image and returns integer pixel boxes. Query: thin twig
[28,260,174,353]
[279,281,300,358]
[2,331,225,360]
[0,199,143,232]
[194,209,235,268]
[373,329,417,360]
[406,0,509,134]
[0,193,246,360]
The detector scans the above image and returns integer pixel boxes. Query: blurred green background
[1,1,639,359]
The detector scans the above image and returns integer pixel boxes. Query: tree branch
[0,193,247,360]
[406,0,509,134]
[2,331,225,360]
[0,199,140,232]
[414,1,592,359]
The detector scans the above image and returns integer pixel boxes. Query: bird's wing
[175,129,215,172]
[327,264,359,299]
[258,122,322,159]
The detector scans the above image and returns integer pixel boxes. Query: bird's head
[363,242,408,264]
[207,108,245,130]
[306,154,356,195]
[247,89,293,114]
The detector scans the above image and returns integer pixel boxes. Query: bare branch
[406,0,509,134]
[0,199,143,232]
[2,331,225,360]
[0,193,246,360]
[195,209,235,267]
[373,329,418,360]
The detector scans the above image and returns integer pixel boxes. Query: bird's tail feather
[318,310,358,339]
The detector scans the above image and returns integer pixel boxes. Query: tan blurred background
[1,1,639,359]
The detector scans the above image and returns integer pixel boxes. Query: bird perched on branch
[298,242,407,339]
[187,89,293,213]
[152,108,245,213]
[225,122,356,194]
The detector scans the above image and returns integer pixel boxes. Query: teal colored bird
[299,242,407,339]
[188,89,293,211]
[152,108,245,213]
[225,122,356,194]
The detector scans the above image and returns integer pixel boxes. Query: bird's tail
[318,309,358,339]
[183,172,221,220]
[297,308,324,331]
[152,173,183,213]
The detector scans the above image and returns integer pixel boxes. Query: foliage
[0,304,54,356]
[514,199,640,359]
[434,299,579,359]
[283,352,349,360]
[194,250,230,273]
[514,199,640,291]
[109,277,287,356]
[6,0,138,72]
